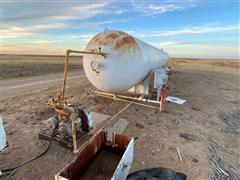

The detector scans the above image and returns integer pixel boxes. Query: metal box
[154,68,167,89]
[0,114,7,151]
[55,131,134,180]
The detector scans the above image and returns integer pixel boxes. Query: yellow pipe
[70,113,77,153]
[61,49,107,100]
[61,49,71,100]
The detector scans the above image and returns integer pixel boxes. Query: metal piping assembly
[61,49,108,99]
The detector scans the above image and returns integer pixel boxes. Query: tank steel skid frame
[94,84,167,111]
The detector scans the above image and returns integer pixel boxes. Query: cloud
[148,4,185,15]
[1,26,34,38]
[32,40,61,44]
[115,9,124,15]
[79,19,127,28]
[31,23,67,31]
[156,41,208,48]
[3,2,110,23]
[2,44,65,55]
[71,3,107,12]
[157,41,195,46]
[70,3,109,19]
[2,2,125,39]
[150,24,240,36]
[32,40,49,44]
[131,0,197,16]
[126,30,146,37]
[129,23,240,38]
[69,34,94,42]
[2,23,67,38]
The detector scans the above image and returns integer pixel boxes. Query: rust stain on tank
[86,34,101,50]
[113,33,139,58]
[106,33,118,40]
[88,31,139,58]
[91,34,100,43]
[114,36,137,50]
[98,40,108,46]
[92,33,113,46]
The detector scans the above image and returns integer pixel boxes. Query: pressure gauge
[90,60,99,72]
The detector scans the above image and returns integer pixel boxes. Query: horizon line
[1,53,239,61]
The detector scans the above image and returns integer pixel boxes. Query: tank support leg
[157,87,160,102]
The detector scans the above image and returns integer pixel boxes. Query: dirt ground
[1,54,83,79]
[0,55,239,180]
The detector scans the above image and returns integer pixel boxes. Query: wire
[5,168,17,180]
[1,127,56,178]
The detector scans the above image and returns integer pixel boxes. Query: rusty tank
[83,28,169,93]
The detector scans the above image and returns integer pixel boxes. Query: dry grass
[1,55,239,79]
[1,54,83,79]
[170,58,239,74]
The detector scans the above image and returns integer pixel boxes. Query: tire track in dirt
[1,71,85,92]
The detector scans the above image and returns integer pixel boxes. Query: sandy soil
[1,54,83,79]
[0,57,239,180]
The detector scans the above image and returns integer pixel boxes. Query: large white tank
[83,29,169,93]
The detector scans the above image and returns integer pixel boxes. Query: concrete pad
[105,118,129,141]
[92,112,111,129]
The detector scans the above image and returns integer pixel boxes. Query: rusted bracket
[61,49,107,100]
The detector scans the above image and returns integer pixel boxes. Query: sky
[1,0,239,59]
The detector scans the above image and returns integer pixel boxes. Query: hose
[1,127,56,179]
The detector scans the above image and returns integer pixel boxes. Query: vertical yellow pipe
[70,113,77,153]
[62,49,71,99]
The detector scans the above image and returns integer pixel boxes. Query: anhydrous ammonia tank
[83,29,169,93]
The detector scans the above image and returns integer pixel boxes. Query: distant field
[1,54,239,79]
[171,58,239,74]
[1,54,83,79]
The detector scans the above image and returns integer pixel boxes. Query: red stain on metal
[114,36,137,50]
[91,33,109,46]
[98,40,108,46]
[106,33,118,40]
[91,31,138,50]
[91,34,100,43]
[112,31,139,56]
[59,131,132,180]
[61,132,104,179]
[114,134,131,151]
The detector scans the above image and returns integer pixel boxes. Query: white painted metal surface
[166,96,186,104]
[83,29,169,93]
[112,138,134,180]
[154,68,168,88]
[0,114,7,151]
